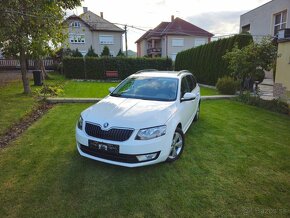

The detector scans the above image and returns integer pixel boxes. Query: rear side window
[186,75,197,91]
[181,77,190,97]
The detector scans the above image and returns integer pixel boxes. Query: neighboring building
[135,16,214,60]
[64,8,124,56]
[240,0,290,40]
[274,29,290,100]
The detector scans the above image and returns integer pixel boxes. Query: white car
[76,70,200,167]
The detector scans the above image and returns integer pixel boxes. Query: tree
[0,0,81,94]
[86,45,98,57]
[117,49,125,57]
[72,48,83,57]
[101,46,110,57]
[223,37,277,92]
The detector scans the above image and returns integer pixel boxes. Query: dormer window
[71,21,81,28]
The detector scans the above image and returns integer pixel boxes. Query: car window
[181,77,190,97]
[111,76,178,101]
[186,75,196,91]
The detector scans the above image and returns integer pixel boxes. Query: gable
[80,11,124,32]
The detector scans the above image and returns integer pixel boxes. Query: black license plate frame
[88,140,119,154]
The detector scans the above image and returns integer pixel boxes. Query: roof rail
[177,70,190,76]
[134,69,158,74]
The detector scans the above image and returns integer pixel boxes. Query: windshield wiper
[110,93,121,97]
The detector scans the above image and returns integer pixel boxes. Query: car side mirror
[109,87,115,93]
[181,92,196,102]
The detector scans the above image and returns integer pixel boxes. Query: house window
[242,24,250,33]
[69,34,85,43]
[274,10,287,35]
[99,35,114,45]
[71,21,81,28]
[172,38,184,47]
[194,38,207,47]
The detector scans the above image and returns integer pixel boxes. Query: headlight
[77,116,83,130]
[136,125,166,140]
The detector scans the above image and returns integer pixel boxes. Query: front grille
[85,122,134,142]
[79,144,160,164]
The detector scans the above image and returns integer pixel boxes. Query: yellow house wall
[275,41,290,91]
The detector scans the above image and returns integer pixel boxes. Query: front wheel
[167,128,184,162]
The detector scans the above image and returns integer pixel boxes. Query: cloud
[187,11,247,36]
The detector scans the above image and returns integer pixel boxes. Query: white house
[63,8,124,56]
[135,16,214,61]
[240,0,290,40]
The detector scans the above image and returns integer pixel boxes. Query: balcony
[147,48,161,55]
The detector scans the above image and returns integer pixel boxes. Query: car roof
[132,70,191,78]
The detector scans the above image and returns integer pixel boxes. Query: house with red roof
[63,8,124,56]
[135,16,214,60]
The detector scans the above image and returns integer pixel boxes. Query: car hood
[82,96,177,129]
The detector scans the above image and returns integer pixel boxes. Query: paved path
[259,78,274,100]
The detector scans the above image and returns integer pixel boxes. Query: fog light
[136,153,158,162]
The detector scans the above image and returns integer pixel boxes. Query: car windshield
[110,76,178,101]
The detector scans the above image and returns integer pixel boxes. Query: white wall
[240,0,290,39]
[64,19,123,56]
[162,35,208,60]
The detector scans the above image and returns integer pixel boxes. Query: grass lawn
[0,100,289,217]
[200,86,219,96]
[0,81,37,136]
[0,73,218,136]
[45,72,219,98]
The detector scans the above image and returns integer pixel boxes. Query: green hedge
[175,34,253,85]
[63,57,84,79]
[63,57,173,79]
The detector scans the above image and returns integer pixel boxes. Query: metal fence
[0,59,56,70]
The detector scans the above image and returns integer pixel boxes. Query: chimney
[83,7,88,13]
[100,12,103,18]
[171,15,174,22]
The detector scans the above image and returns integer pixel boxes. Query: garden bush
[175,34,253,85]
[216,76,239,95]
[236,93,289,114]
[63,57,173,79]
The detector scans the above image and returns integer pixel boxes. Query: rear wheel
[167,128,184,162]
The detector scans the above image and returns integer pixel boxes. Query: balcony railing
[147,48,161,54]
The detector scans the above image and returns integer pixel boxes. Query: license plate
[88,140,119,154]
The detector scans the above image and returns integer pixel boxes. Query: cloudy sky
[70,0,271,51]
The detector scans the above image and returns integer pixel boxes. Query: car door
[179,75,197,132]
[187,74,200,115]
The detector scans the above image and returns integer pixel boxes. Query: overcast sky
[70,0,271,52]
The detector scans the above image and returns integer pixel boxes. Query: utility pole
[125,25,128,57]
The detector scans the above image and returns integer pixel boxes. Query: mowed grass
[0,100,289,217]
[0,81,36,135]
[200,86,219,96]
[0,72,217,136]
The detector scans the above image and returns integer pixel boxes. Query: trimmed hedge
[175,34,253,85]
[63,57,173,79]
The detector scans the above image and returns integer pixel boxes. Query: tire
[193,102,200,122]
[167,127,185,162]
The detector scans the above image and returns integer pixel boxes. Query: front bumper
[76,127,172,167]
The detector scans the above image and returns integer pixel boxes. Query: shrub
[216,76,239,95]
[86,46,98,57]
[236,93,289,114]
[63,57,84,79]
[34,84,64,98]
[175,34,253,85]
[71,48,83,57]
[63,57,173,79]
[101,46,110,57]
